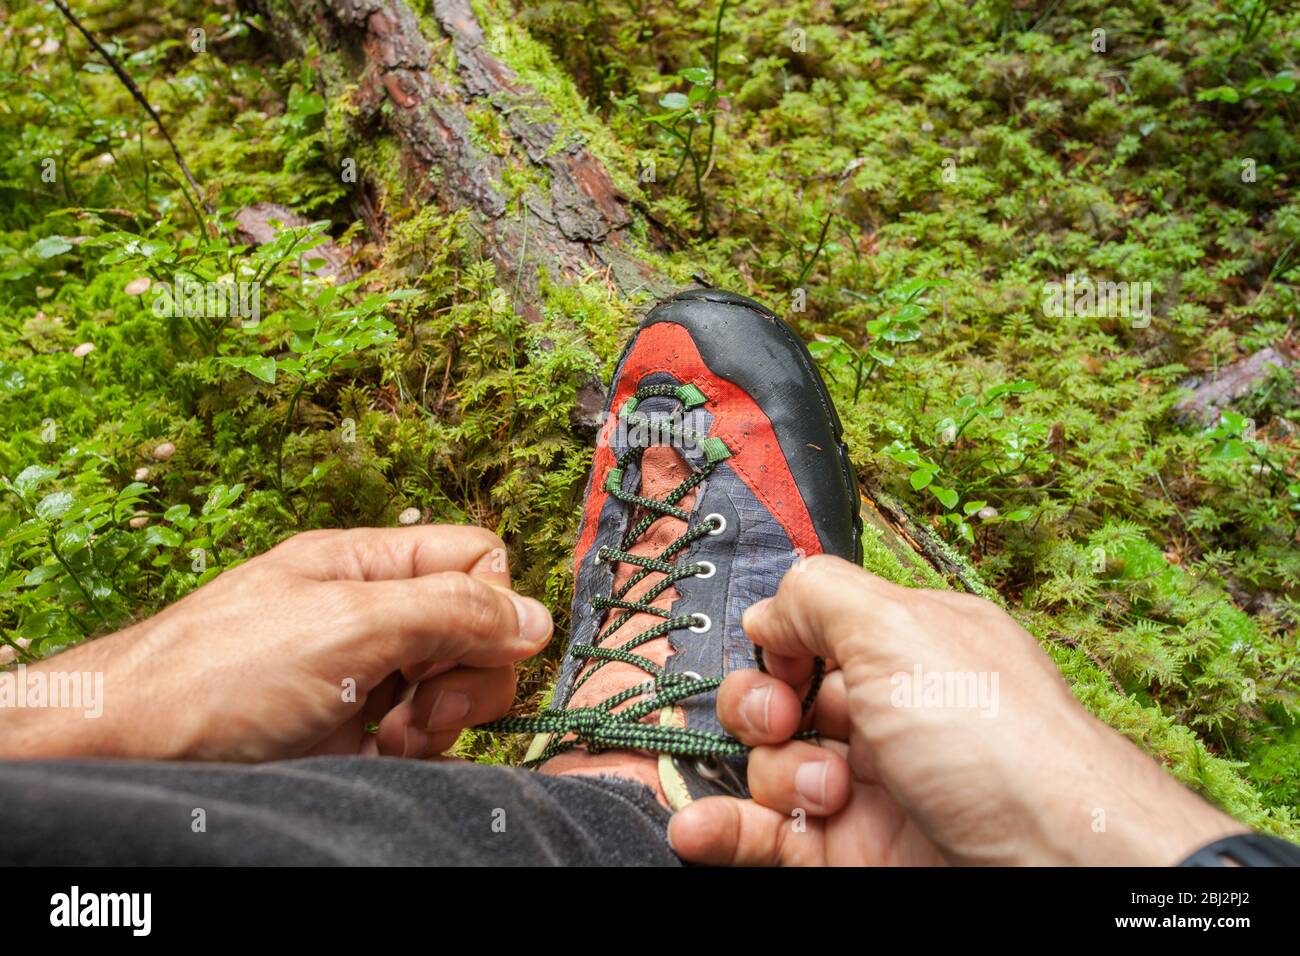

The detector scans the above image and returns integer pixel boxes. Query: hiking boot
[484,290,862,809]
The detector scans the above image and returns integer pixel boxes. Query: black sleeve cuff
[1179,833,1300,867]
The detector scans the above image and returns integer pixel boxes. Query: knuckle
[461,526,510,572]
[461,525,506,555]
[796,553,842,578]
[319,580,373,635]
[268,528,335,559]
[782,556,834,601]
[434,573,504,640]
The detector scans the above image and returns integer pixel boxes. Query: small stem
[795,210,836,287]
[701,0,730,178]
[275,379,310,516]
[48,532,109,631]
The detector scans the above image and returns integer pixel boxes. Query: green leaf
[144,525,183,549]
[164,503,192,522]
[36,491,75,520]
[29,236,73,259]
[910,467,935,491]
[1003,509,1033,521]
[867,348,895,367]
[985,379,1036,401]
[0,361,26,391]
[680,67,713,85]
[963,500,987,515]
[24,564,60,587]
[223,355,277,384]
[1218,410,1246,434]
[12,465,59,496]
[659,92,690,110]
[886,278,937,301]
[881,322,922,343]
[55,523,91,551]
[889,302,925,323]
[1210,439,1248,461]
[1196,85,1239,103]
[929,486,959,510]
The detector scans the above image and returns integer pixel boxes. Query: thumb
[331,572,552,683]
[742,554,898,665]
[669,797,794,866]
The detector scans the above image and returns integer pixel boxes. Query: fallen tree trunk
[247,0,982,593]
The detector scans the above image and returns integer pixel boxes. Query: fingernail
[426,690,471,731]
[794,760,829,809]
[742,597,771,633]
[510,593,553,644]
[404,726,431,758]
[740,684,772,735]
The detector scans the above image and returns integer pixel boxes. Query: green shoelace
[479,382,821,765]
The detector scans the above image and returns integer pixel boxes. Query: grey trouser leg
[0,757,679,866]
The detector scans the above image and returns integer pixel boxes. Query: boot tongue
[537,444,695,800]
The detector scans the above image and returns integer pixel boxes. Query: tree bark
[248,0,984,593]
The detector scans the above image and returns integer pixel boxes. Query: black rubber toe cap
[639,290,861,562]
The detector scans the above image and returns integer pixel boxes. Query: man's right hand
[669,555,1246,866]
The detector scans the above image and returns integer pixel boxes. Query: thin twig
[49,0,214,221]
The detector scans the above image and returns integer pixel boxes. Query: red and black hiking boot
[483,290,862,809]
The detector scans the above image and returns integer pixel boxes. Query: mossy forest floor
[1,0,1297,836]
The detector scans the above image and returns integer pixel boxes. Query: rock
[397,507,422,526]
[232,203,356,281]
[0,637,32,666]
[570,374,609,442]
[152,441,176,461]
[1173,347,1293,426]
[123,276,152,296]
[72,342,94,357]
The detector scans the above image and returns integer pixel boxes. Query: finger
[307,671,404,757]
[810,668,851,741]
[758,647,814,687]
[332,573,552,681]
[716,670,804,745]
[742,554,901,664]
[264,526,513,586]
[375,665,517,758]
[747,739,853,816]
[669,797,802,866]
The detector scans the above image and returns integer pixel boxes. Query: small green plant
[622,0,729,232]
[224,280,416,506]
[808,278,939,402]
[879,379,1042,543]
[1205,410,1300,535]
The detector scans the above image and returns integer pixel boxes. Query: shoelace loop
[480,382,822,766]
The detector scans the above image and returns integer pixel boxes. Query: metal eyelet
[593,548,605,565]
[695,757,723,780]
[683,670,703,680]
[693,560,716,579]
[704,513,726,536]
[689,613,711,633]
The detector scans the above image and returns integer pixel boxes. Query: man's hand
[669,555,1246,866]
[1,526,552,763]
